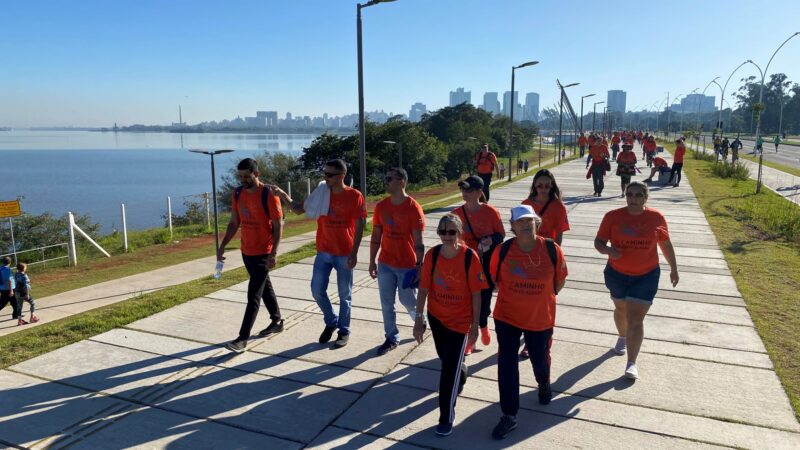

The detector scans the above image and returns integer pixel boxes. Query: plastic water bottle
[214,261,224,279]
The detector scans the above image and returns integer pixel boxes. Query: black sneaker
[225,338,247,353]
[334,332,349,348]
[538,382,552,405]
[319,325,336,343]
[258,319,284,337]
[492,415,517,440]
[457,363,468,395]
[435,422,453,437]
[376,339,398,356]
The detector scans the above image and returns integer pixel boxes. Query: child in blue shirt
[15,262,38,325]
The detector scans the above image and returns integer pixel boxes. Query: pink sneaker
[29,315,39,323]
[17,319,28,326]
[464,342,474,356]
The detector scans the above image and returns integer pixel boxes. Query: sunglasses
[535,184,551,189]
[324,172,343,178]
[459,186,477,192]
[437,229,458,236]
[385,176,398,182]
[625,192,646,198]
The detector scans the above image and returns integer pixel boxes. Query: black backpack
[430,245,475,277]
[234,185,272,220]
[494,237,559,289]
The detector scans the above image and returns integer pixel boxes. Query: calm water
[0,130,318,233]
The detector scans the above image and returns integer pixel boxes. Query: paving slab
[306,426,423,450]
[334,381,723,449]
[152,366,359,444]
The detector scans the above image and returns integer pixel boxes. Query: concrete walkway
[1,147,799,449]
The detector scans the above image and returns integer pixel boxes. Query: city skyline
[2,0,799,127]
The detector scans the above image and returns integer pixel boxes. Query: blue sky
[1,0,799,127]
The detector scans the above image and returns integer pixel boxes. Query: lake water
[0,130,318,233]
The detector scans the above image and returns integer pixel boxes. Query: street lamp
[580,93,595,134]
[189,149,234,256]
[508,60,539,181]
[718,60,749,137]
[592,101,604,132]
[698,77,720,132]
[557,81,579,163]
[357,0,397,197]
[382,140,402,168]
[746,31,800,193]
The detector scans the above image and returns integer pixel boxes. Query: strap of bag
[538,198,554,218]
[460,206,481,244]
[494,238,515,283]
[234,185,272,220]
[431,244,474,278]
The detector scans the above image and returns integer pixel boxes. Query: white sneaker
[625,362,638,380]
[612,337,627,355]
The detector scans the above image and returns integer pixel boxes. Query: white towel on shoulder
[304,181,330,219]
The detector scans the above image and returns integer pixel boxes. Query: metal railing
[0,243,69,268]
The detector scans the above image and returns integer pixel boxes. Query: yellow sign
[0,200,21,218]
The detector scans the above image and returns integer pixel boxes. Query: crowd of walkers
[214,136,681,439]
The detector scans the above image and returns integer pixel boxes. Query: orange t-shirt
[475,151,498,175]
[232,186,283,256]
[589,144,609,164]
[617,151,637,165]
[653,157,668,168]
[453,204,505,251]
[420,244,488,334]
[316,187,367,256]
[373,196,425,269]
[644,139,657,152]
[578,136,588,146]
[596,207,670,276]
[490,237,568,331]
[521,198,570,240]
[674,145,686,164]
[611,135,621,145]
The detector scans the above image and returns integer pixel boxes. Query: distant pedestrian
[523,159,529,172]
[720,137,730,161]
[499,162,505,180]
[370,168,426,356]
[755,135,764,154]
[578,133,588,158]
[731,137,742,162]
[278,159,367,348]
[668,139,686,187]
[594,181,679,380]
[413,213,486,437]
[14,263,38,324]
[490,205,568,440]
[517,159,523,174]
[454,175,505,355]
[616,144,638,197]
[643,156,670,183]
[0,257,20,323]
[586,139,610,196]
[474,144,500,201]
[611,132,621,159]
[218,158,285,353]
[774,135,781,152]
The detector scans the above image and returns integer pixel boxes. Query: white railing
[0,243,69,268]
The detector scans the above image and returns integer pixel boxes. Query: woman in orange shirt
[489,205,568,440]
[616,143,638,197]
[453,175,505,354]
[594,181,679,380]
[522,169,570,245]
[413,213,486,437]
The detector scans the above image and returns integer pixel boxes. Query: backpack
[234,185,272,220]
[14,272,27,296]
[475,151,495,169]
[494,237,559,290]
[430,245,475,278]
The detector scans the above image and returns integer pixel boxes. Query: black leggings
[496,320,553,416]
[479,248,496,328]
[668,163,683,184]
[429,313,468,425]
[238,253,281,340]
[478,173,493,201]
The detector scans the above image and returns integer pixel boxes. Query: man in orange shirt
[278,159,367,348]
[643,156,670,183]
[218,158,284,353]
[578,133,588,158]
[668,139,686,187]
[474,144,500,201]
[369,167,426,355]
[611,132,621,159]
[586,139,610,196]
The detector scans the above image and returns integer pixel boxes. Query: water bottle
[214,261,224,279]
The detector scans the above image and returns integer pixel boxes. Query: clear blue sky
[1,0,799,127]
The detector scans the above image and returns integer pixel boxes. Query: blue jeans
[377,263,417,344]
[311,252,353,335]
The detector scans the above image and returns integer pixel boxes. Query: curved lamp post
[698,77,720,132]
[508,60,539,181]
[718,60,749,137]
[592,101,604,133]
[579,93,595,134]
[557,81,579,163]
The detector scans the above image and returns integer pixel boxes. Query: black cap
[458,175,484,190]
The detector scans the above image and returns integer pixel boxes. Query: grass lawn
[0,242,318,370]
[662,141,800,418]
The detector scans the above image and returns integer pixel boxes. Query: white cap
[510,204,538,221]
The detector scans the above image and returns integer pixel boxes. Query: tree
[0,212,99,255]
[219,151,303,210]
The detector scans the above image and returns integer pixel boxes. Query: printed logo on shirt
[241,206,252,220]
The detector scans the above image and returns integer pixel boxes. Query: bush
[711,161,750,180]
[164,198,208,227]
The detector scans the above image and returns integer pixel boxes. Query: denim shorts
[603,264,660,304]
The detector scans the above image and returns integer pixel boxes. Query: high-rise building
[673,94,717,113]
[449,88,471,106]
[524,92,540,122]
[482,92,501,115]
[257,111,278,127]
[607,90,627,114]
[503,91,522,121]
[409,102,427,122]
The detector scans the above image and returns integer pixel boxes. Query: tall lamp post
[698,77,720,133]
[579,93,595,134]
[719,60,749,137]
[357,0,396,197]
[189,149,234,256]
[557,81,579,163]
[382,140,402,168]
[508,60,539,181]
[592,101,604,133]
[747,31,800,193]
